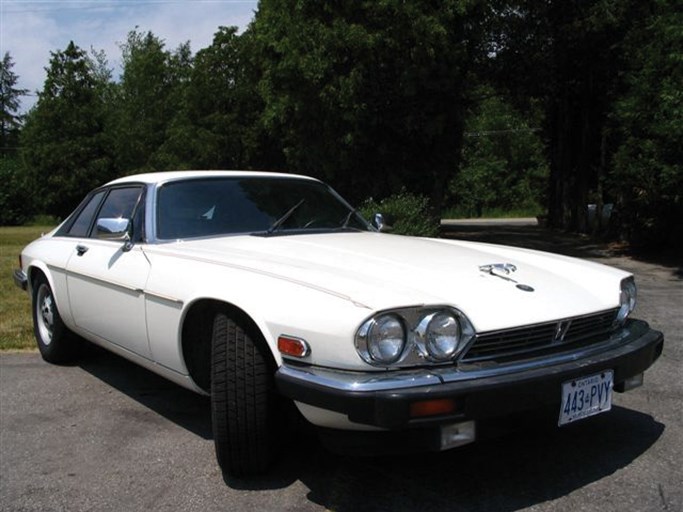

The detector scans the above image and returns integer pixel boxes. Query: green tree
[0,52,27,152]
[250,0,484,211]
[488,1,643,231]
[449,92,548,217]
[112,30,193,173]
[160,26,262,170]
[21,42,114,218]
[0,155,33,225]
[610,0,683,248]
[0,52,32,225]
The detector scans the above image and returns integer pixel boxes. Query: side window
[67,191,106,237]
[90,187,143,237]
[96,187,142,220]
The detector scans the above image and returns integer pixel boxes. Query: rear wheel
[210,309,278,478]
[32,274,78,363]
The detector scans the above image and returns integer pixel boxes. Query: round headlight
[617,277,637,325]
[424,312,461,361]
[366,314,406,364]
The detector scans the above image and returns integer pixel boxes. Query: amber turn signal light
[277,335,310,358]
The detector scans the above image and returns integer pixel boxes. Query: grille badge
[554,320,572,343]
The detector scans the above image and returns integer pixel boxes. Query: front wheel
[32,274,79,363]
[210,310,278,478]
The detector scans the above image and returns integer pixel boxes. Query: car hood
[150,232,628,332]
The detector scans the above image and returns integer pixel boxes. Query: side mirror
[372,213,393,233]
[96,218,131,241]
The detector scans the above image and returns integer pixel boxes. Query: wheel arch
[27,262,51,293]
[26,262,76,327]
[180,298,279,393]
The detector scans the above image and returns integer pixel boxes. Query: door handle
[76,244,89,256]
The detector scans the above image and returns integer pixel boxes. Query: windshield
[156,177,370,240]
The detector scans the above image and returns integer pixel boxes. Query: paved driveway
[1,226,681,512]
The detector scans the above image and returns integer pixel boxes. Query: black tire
[210,309,277,478]
[31,274,79,364]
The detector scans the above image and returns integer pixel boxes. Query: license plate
[559,370,613,426]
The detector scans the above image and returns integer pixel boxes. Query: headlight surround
[416,311,462,362]
[616,276,637,326]
[355,307,475,367]
[357,314,406,364]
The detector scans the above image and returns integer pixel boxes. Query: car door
[65,185,152,358]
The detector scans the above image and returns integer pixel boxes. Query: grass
[0,225,54,351]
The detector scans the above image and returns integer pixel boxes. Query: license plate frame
[559,370,613,426]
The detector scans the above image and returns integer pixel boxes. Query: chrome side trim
[46,263,62,274]
[66,269,143,294]
[278,322,647,393]
[144,290,184,306]
[65,269,183,306]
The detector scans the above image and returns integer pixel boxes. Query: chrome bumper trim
[13,269,28,291]
[278,365,441,392]
[278,320,653,393]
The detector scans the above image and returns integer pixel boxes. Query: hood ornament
[479,263,535,292]
[479,263,518,282]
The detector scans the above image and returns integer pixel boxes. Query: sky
[1,0,259,112]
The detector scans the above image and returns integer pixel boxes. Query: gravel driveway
[1,225,681,512]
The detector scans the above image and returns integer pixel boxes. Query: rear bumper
[275,319,663,430]
[13,269,28,291]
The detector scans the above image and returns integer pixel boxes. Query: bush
[359,190,439,237]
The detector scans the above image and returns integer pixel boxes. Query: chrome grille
[462,308,619,363]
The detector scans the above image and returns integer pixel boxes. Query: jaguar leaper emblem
[479,263,517,275]
[479,263,535,292]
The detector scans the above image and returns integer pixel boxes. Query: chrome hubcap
[36,284,54,345]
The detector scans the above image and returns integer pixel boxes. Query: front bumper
[275,319,663,430]
[13,269,28,291]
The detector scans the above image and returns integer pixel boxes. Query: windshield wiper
[266,199,306,235]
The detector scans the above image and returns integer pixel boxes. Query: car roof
[106,170,319,186]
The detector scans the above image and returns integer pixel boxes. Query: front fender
[143,250,373,375]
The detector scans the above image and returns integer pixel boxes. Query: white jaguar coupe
[14,171,664,478]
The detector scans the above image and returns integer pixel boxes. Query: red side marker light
[278,335,310,358]
[409,398,458,418]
